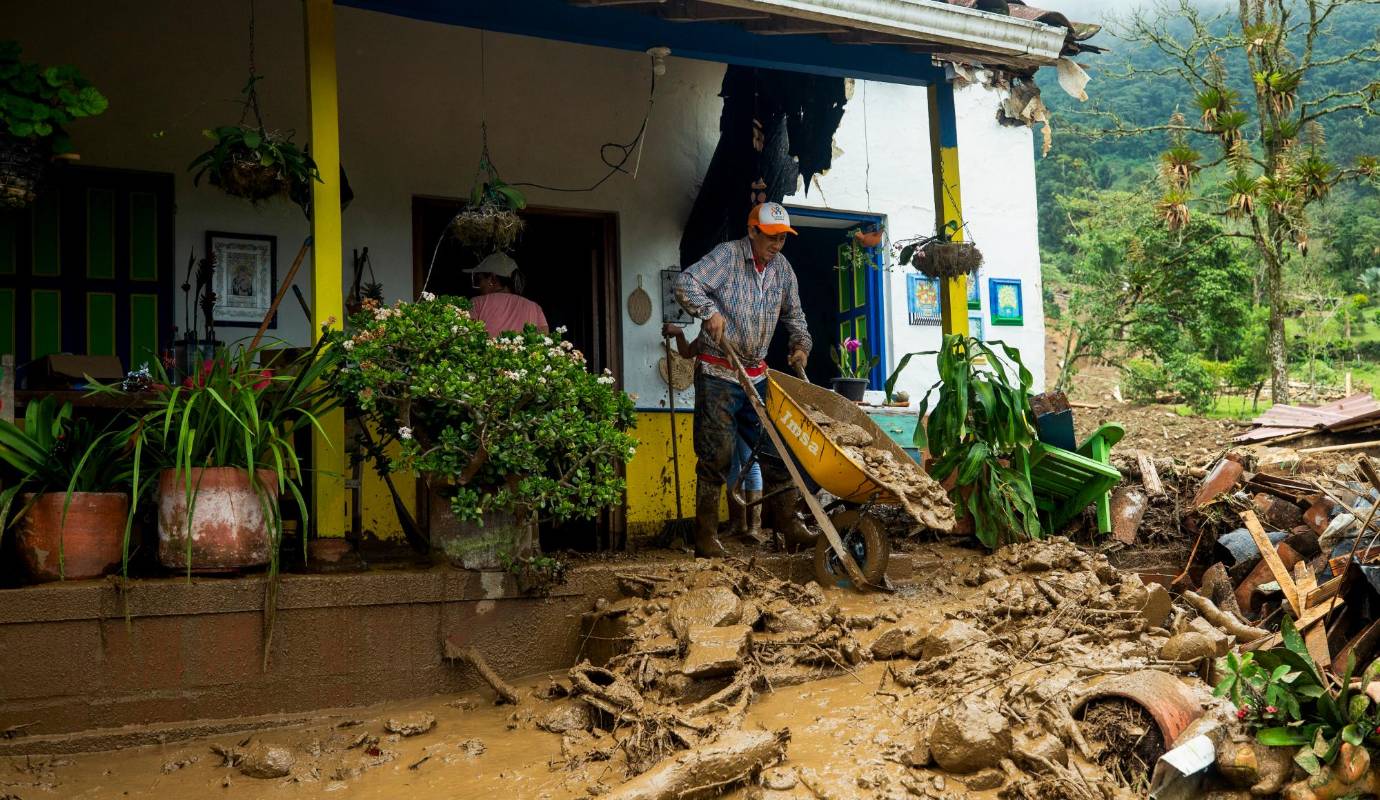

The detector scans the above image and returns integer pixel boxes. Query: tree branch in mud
[601,728,790,800]
[445,641,522,705]
[1182,590,1270,642]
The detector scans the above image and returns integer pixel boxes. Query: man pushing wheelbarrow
[674,202,817,558]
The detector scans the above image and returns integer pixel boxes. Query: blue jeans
[730,434,763,492]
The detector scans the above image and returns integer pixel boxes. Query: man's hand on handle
[702,312,726,343]
[787,349,808,373]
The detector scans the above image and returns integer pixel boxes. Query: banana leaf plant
[885,334,1041,548]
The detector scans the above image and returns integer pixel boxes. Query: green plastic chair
[1026,423,1125,535]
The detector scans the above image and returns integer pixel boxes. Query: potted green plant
[188,79,321,207]
[894,221,983,280]
[333,295,637,570]
[0,397,131,581]
[0,41,108,208]
[829,337,878,401]
[448,157,526,253]
[887,334,1040,548]
[98,338,340,575]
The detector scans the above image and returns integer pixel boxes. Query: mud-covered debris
[537,701,592,734]
[1160,631,1217,662]
[459,738,486,757]
[871,626,914,661]
[161,753,199,774]
[930,698,1012,773]
[906,724,933,767]
[384,712,436,737]
[761,765,798,790]
[238,742,295,779]
[667,585,741,641]
[1012,730,1068,769]
[681,624,751,677]
[964,767,1006,791]
[1139,581,1172,629]
[919,619,984,660]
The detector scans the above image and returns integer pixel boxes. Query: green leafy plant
[93,338,341,576]
[830,337,878,379]
[188,120,321,204]
[500,551,569,596]
[886,334,1041,548]
[1229,616,1380,775]
[332,295,636,527]
[0,397,131,545]
[449,157,527,252]
[0,41,107,154]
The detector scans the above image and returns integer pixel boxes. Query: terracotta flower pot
[158,467,278,573]
[16,492,128,581]
[853,229,884,248]
[428,492,536,571]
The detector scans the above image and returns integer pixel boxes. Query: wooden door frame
[409,197,626,545]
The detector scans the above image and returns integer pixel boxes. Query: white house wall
[10,1,1045,404]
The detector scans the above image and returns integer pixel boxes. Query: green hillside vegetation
[1035,1,1380,413]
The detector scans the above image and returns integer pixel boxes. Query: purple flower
[844,337,861,353]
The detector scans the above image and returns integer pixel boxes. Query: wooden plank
[1136,449,1165,498]
[1295,561,1331,668]
[1298,439,1380,454]
[1243,509,1302,617]
[1308,575,1343,607]
[1334,618,1380,674]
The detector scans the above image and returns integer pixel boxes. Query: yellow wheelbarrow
[722,344,928,591]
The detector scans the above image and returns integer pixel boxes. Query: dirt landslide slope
[31,538,1236,800]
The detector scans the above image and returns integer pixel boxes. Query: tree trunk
[1264,245,1289,405]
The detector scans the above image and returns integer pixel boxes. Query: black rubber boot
[694,483,728,558]
[765,487,817,552]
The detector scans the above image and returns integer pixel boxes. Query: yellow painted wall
[626,410,709,535]
[346,432,416,542]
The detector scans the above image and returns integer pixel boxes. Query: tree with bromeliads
[1111,0,1380,404]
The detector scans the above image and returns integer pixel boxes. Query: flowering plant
[830,337,878,379]
[332,294,637,525]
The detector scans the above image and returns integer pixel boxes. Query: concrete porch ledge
[0,550,922,753]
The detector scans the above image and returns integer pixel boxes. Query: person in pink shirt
[463,252,549,337]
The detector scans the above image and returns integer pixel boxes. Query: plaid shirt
[675,237,811,384]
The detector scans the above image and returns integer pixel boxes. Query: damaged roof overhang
[339,0,1094,84]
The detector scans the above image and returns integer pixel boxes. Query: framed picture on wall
[906,273,941,326]
[967,272,980,309]
[969,312,984,340]
[207,231,277,328]
[989,278,1024,327]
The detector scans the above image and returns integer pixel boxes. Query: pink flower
[844,337,861,353]
[253,369,273,391]
[1265,706,1277,714]
[1236,707,1250,720]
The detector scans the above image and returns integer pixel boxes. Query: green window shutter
[0,289,14,354]
[31,289,61,358]
[130,294,159,369]
[0,210,16,275]
[129,192,158,281]
[87,292,116,356]
[87,188,115,279]
[32,192,60,276]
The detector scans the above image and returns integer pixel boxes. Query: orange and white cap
[748,202,798,236]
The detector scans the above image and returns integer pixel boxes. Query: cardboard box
[29,355,125,389]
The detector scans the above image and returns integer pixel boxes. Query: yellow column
[303,0,345,538]
[927,82,969,337]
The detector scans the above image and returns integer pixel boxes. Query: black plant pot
[830,377,868,402]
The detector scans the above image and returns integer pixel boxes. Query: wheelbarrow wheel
[813,510,889,589]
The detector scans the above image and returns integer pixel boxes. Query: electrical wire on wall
[422,36,663,292]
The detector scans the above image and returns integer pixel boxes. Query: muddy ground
[14,538,1205,800]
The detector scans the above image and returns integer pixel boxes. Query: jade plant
[886,334,1040,547]
[0,41,108,154]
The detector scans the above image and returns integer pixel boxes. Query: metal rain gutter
[708,0,1067,64]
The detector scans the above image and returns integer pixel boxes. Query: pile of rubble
[535,539,1287,799]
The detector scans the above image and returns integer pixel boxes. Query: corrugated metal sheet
[1236,394,1380,443]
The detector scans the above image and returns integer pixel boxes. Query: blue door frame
[785,206,888,389]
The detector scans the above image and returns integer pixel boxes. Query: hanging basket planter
[0,134,47,210]
[217,151,290,201]
[448,202,525,252]
[911,240,984,280]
